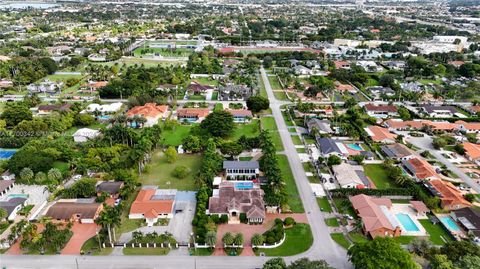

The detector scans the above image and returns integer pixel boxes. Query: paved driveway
[61,223,99,254]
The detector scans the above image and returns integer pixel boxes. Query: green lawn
[277,154,304,213]
[317,197,333,213]
[261,117,284,151]
[161,124,194,146]
[325,218,340,227]
[419,219,453,245]
[258,73,268,98]
[52,161,69,174]
[330,233,351,249]
[141,150,202,191]
[123,247,170,255]
[268,76,282,90]
[333,198,356,217]
[259,224,313,256]
[213,103,223,111]
[291,135,302,145]
[231,120,260,140]
[348,232,368,244]
[296,148,306,153]
[303,135,316,145]
[394,236,416,245]
[191,248,213,256]
[274,91,288,101]
[81,237,114,256]
[363,164,398,189]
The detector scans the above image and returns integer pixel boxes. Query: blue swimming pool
[235,182,253,190]
[439,216,460,231]
[346,143,363,151]
[396,213,420,232]
[7,194,28,200]
[97,115,111,120]
[0,149,17,159]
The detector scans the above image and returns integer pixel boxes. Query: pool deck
[390,203,428,236]
[435,214,466,239]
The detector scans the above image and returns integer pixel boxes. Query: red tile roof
[364,103,398,113]
[130,189,174,216]
[429,180,472,209]
[126,103,168,118]
[177,108,210,118]
[350,194,396,233]
[463,142,480,160]
[229,109,253,117]
[406,158,439,180]
[365,126,397,142]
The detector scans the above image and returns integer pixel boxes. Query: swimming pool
[346,143,363,151]
[235,182,253,190]
[7,194,28,200]
[396,213,420,232]
[97,115,111,120]
[0,149,17,159]
[439,216,460,231]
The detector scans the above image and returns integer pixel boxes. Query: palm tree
[96,205,121,244]
[205,231,216,248]
[19,168,34,184]
[222,232,234,246]
[47,168,62,184]
[251,234,264,247]
[233,233,244,246]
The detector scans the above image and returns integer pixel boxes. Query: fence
[253,233,286,249]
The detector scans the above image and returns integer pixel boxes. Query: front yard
[277,154,304,213]
[261,117,284,151]
[257,223,313,256]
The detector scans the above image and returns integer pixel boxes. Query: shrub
[172,166,190,179]
[220,214,228,224]
[283,217,295,227]
[210,214,220,224]
[239,213,247,223]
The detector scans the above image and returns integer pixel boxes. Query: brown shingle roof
[46,201,102,220]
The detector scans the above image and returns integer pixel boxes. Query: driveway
[61,223,99,254]
[406,136,480,193]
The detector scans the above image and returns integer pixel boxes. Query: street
[407,136,480,193]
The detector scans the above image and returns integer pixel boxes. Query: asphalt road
[0,68,350,269]
[407,136,480,193]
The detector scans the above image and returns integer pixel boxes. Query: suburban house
[86,81,108,92]
[364,104,398,118]
[218,84,252,101]
[356,61,383,72]
[83,102,123,115]
[462,142,480,164]
[126,103,169,127]
[0,196,26,221]
[156,83,178,92]
[37,104,72,116]
[335,82,357,94]
[366,86,395,101]
[402,157,440,181]
[208,181,265,224]
[410,201,430,217]
[228,109,253,123]
[332,163,370,189]
[0,180,15,198]
[223,161,260,180]
[96,181,124,199]
[45,199,103,223]
[293,65,312,75]
[27,80,63,94]
[0,80,13,89]
[317,138,348,159]
[364,126,397,143]
[349,194,402,238]
[306,118,334,135]
[334,60,350,69]
[129,187,176,226]
[425,180,472,210]
[455,121,480,133]
[420,105,458,118]
[381,143,416,160]
[72,128,101,143]
[384,119,426,131]
[187,81,214,95]
[451,207,480,240]
[1,171,15,181]
[177,108,210,123]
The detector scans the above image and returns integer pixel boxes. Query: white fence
[253,233,286,249]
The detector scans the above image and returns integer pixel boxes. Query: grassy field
[161,125,194,146]
[333,198,356,217]
[277,154,304,213]
[133,47,193,57]
[123,247,170,255]
[93,57,185,68]
[325,218,340,227]
[258,73,268,98]
[191,77,218,86]
[317,197,333,213]
[348,232,368,244]
[363,164,398,189]
[394,236,416,245]
[419,219,453,245]
[261,117,284,151]
[141,150,202,191]
[330,233,350,249]
[274,91,288,101]
[259,224,313,256]
[231,120,260,140]
[291,135,302,145]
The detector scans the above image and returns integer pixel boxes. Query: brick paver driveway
[61,223,99,254]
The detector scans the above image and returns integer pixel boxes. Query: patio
[389,203,428,237]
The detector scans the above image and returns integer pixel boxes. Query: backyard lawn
[261,117,284,151]
[259,224,313,256]
[141,150,202,191]
[419,219,453,245]
[277,154,304,213]
[317,197,333,213]
[363,164,398,189]
[160,124,193,146]
[231,120,260,140]
[330,233,350,249]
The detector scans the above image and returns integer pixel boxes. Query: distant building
[402,157,440,181]
[228,109,253,123]
[218,84,252,101]
[332,163,370,189]
[364,126,397,144]
[37,103,72,115]
[72,128,101,143]
[126,103,169,127]
[425,180,472,210]
[177,108,210,123]
[223,161,260,180]
[381,143,416,161]
[364,104,398,118]
[451,207,480,240]
[306,118,334,135]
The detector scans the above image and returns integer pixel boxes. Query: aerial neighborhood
[0,1,480,269]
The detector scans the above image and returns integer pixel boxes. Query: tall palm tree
[205,231,216,248]
[96,205,121,244]
[222,232,234,246]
